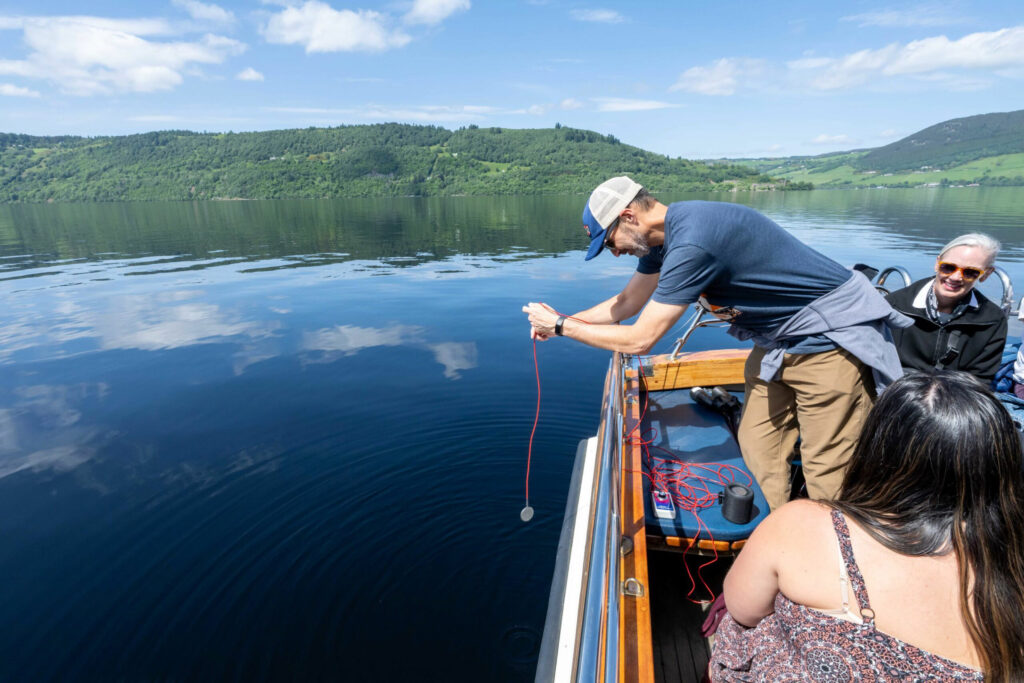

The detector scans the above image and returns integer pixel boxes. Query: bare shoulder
[753,499,834,543]
[733,499,834,575]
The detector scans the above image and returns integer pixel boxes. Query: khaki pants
[738,346,875,511]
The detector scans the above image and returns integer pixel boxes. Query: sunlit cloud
[266,103,527,122]
[404,0,470,26]
[262,1,411,53]
[570,9,624,24]
[560,98,584,109]
[794,26,1024,90]
[237,67,265,81]
[0,14,245,95]
[127,114,182,122]
[840,5,970,28]
[593,97,679,112]
[172,0,236,25]
[671,58,767,96]
[0,83,40,97]
[811,133,855,146]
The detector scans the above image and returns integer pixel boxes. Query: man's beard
[620,225,650,258]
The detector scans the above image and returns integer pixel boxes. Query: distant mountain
[0,124,772,203]
[729,109,1024,188]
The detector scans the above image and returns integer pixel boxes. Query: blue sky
[1,0,1023,158]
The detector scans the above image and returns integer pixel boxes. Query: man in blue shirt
[523,176,907,510]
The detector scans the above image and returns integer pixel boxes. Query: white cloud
[237,67,264,81]
[570,9,624,24]
[262,1,411,52]
[0,83,40,97]
[303,324,424,354]
[267,103,517,122]
[671,58,766,95]
[841,5,969,28]
[593,97,678,111]
[560,97,584,109]
[811,133,855,145]
[127,114,182,122]
[404,0,470,26]
[172,0,235,24]
[787,56,832,70]
[0,15,245,95]
[796,26,1024,90]
[428,342,477,379]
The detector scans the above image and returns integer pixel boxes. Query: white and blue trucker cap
[582,176,643,260]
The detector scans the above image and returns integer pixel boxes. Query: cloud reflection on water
[0,289,282,363]
[302,324,479,379]
[0,383,110,483]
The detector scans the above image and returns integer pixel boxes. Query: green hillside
[730,109,1024,189]
[0,124,774,203]
[856,109,1024,173]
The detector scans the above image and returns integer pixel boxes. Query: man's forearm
[559,318,660,355]
[573,292,643,325]
[571,298,621,325]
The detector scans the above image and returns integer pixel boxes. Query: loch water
[1,188,1022,681]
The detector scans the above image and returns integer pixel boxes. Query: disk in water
[520,505,535,522]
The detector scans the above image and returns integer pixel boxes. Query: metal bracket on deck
[621,577,645,597]
[620,537,633,557]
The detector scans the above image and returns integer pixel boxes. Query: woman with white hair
[885,233,1007,383]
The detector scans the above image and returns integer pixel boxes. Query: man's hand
[522,302,559,340]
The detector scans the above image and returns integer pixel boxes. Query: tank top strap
[830,509,876,625]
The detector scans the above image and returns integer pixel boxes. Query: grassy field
[734,152,1024,188]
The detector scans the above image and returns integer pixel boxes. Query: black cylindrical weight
[721,483,753,524]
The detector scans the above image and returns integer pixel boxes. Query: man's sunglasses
[604,221,619,249]
[938,261,985,281]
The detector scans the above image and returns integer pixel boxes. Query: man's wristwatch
[554,315,567,336]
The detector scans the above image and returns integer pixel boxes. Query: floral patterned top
[708,509,983,681]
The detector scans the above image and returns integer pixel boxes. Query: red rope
[629,356,749,602]
[525,316,746,601]
[525,309,590,508]
[525,339,540,504]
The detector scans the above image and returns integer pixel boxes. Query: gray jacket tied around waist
[727,271,913,393]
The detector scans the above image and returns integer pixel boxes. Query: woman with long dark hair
[709,371,1024,681]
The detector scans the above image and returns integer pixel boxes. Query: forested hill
[854,109,1024,173]
[0,124,775,203]
[731,109,1024,189]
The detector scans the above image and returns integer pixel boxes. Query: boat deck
[649,550,730,683]
[638,386,769,545]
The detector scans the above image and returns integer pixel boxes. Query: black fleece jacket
[885,278,1007,383]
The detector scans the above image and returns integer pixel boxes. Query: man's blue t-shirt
[637,201,851,352]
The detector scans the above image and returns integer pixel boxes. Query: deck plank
[628,349,750,391]
[648,551,732,683]
[621,365,655,683]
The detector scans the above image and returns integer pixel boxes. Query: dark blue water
[0,190,1022,681]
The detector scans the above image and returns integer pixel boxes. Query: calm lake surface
[1,188,1022,681]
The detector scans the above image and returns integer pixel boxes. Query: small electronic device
[651,489,676,520]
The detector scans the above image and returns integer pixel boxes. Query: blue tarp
[639,388,770,541]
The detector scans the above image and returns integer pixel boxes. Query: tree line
[0,124,797,203]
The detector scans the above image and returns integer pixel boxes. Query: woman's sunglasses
[938,261,985,281]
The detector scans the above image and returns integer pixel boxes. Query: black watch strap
[554,315,567,336]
